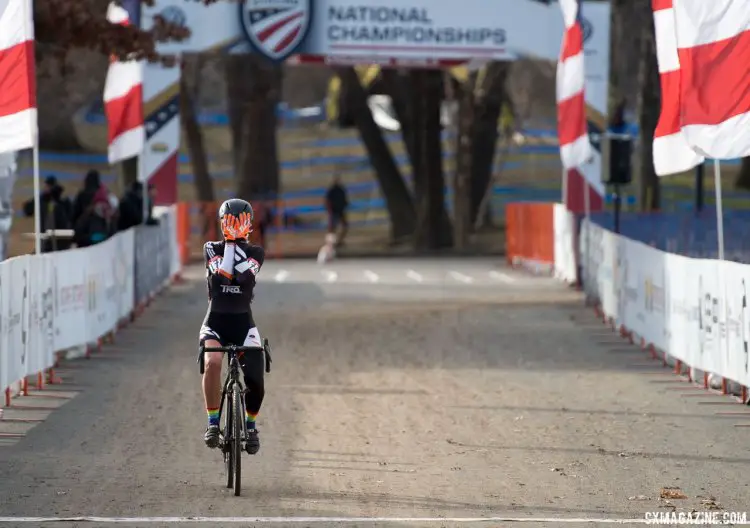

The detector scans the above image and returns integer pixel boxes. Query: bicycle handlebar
[202,345,264,353]
[198,338,272,375]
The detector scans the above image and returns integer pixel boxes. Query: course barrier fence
[506,201,750,403]
[0,206,182,408]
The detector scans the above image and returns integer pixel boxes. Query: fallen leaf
[660,487,687,500]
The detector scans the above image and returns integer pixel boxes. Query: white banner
[663,252,698,368]
[26,254,54,377]
[0,256,28,394]
[53,248,88,352]
[579,220,750,391]
[0,207,181,403]
[112,230,135,322]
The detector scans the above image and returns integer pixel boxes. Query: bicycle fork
[235,383,249,444]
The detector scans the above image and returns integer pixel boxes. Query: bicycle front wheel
[224,387,234,489]
[232,385,242,496]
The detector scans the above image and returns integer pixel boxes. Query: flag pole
[713,159,724,260]
[139,153,147,224]
[32,145,41,254]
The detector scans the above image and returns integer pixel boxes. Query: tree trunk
[235,56,282,200]
[734,157,750,190]
[224,55,249,177]
[471,62,511,224]
[380,68,417,179]
[454,72,476,250]
[336,67,416,240]
[413,69,452,250]
[180,59,214,203]
[637,8,661,211]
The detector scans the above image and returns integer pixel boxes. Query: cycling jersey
[203,240,264,315]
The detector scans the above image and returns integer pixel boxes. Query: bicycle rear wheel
[232,385,242,496]
[223,387,234,489]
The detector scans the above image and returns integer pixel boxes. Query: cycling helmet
[218,198,254,223]
[218,198,254,239]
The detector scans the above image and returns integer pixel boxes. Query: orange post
[176,202,191,266]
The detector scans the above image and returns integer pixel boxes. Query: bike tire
[232,385,242,497]
[224,387,234,489]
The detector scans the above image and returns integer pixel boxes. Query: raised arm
[204,241,236,283]
[232,244,265,285]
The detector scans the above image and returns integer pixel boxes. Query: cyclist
[200,198,266,454]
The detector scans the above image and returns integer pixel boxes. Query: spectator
[22,175,73,252]
[118,181,158,231]
[325,176,348,246]
[72,169,115,247]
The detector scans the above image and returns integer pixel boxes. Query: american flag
[103,0,144,164]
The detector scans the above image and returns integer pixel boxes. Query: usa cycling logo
[239,0,312,61]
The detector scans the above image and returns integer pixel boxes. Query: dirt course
[0,259,748,528]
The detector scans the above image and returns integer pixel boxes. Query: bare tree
[636,2,661,211]
[180,57,214,203]
[336,67,416,241]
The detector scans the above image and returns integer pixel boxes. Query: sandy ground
[0,258,748,528]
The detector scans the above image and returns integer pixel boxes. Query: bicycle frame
[218,351,246,448]
[197,339,273,496]
[200,344,264,447]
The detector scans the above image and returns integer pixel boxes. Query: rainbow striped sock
[207,408,220,427]
[246,411,258,430]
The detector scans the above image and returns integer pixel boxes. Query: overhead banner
[143,0,609,69]
[140,0,611,204]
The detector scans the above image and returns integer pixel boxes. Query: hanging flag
[557,0,603,213]
[103,0,144,164]
[0,0,37,154]
[671,0,750,160]
[652,0,705,175]
[556,0,592,171]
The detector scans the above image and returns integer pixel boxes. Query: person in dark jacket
[325,176,348,246]
[23,175,73,251]
[72,169,114,247]
[117,181,157,231]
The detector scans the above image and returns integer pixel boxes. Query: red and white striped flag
[556,0,592,171]
[103,1,144,164]
[672,0,750,160]
[652,0,704,175]
[0,0,37,154]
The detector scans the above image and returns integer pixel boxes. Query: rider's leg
[202,338,224,448]
[241,327,265,454]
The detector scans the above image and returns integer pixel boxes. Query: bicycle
[198,338,272,496]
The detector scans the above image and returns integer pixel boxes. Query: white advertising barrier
[0,207,181,405]
[579,219,750,390]
[27,254,55,379]
[0,256,28,398]
[53,248,88,352]
[154,204,182,281]
[553,204,577,284]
